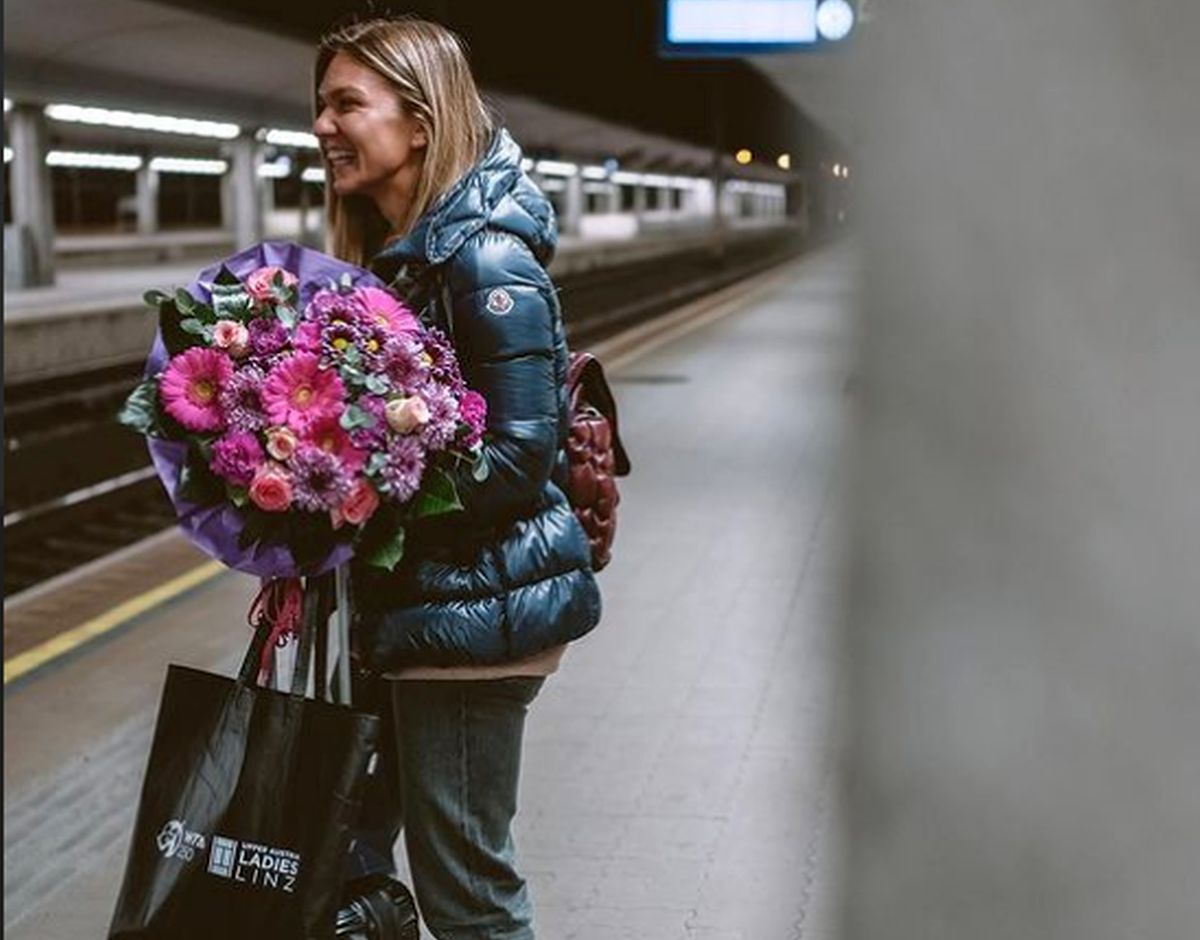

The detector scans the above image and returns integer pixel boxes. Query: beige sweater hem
[384,643,567,681]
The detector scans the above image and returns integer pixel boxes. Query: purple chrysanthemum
[379,435,426,503]
[218,365,268,432]
[210,431,265,487]
[248,317,289,357]
[349,395,389,450]
[421,328,466,393]
[382,335,431,392]
[306,287,363,324]
[419,384,461,451]
[289,444,352,513]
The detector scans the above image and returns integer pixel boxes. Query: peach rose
[248,463,293,512]
[212,319,250,358]
[332,479,380,529]
[385,395,429,434]
[245,265,298,305]
[265,426,298,461]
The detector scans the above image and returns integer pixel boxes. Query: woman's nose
[312,107,336,138]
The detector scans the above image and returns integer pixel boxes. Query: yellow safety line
[3,560,226,684]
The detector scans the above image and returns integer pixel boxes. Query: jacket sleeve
[440,232,560,528]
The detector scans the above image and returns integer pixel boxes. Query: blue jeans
[348,676,546,940]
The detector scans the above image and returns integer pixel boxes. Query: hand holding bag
[108,572,379,939]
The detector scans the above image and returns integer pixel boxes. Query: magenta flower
[210,431,265,486]
[218,365,267,432]
[459,390,487,447]
[159,347,233,432]
[261,352,346,432]
[248,317,289,357]
[302,415,367,474]
[355,286,419,334]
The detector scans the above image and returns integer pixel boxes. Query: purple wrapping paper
[144,240,392,579]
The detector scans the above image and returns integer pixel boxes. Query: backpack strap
[568,351,631,477]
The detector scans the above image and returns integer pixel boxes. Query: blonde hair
[315,16,495,266]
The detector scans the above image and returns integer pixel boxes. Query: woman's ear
[412,124,429,150]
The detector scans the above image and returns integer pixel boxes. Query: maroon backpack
[564,351,631,571]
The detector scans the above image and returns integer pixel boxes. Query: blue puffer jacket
[352,127,601,669]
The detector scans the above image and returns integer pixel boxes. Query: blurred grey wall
[842,1,1200,937]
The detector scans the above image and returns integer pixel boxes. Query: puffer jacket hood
[354,127,600,671]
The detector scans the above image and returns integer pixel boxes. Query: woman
[312,15,601,940]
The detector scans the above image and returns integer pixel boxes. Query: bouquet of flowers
[119,241,488,580]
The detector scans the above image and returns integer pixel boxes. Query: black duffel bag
[108,572,379,939]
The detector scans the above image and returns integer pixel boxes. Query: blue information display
[661,0,855,55]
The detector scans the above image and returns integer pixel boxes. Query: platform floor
[3,246,854,940]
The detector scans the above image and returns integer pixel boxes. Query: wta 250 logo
[156,819,207,862]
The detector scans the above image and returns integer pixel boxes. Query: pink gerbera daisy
[261,352,346,432]
[159,347,233,432]
[302,415,367,474]
[355,286,419,334]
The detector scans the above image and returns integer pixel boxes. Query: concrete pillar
[135,164,159,235]
[842,2,1200,938]
[223,134,264,248]
[632,183,647,219]
[561,171,583,237]
[8,103,56,286]
[605,183,621,214]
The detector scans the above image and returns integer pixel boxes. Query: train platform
[3,245,853,940]
[4,221,798,385]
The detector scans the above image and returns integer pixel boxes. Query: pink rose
[212,319,250,357]
[332,479,381,529]
[248,463,293,512]
[264,426,298,461]
[385,395,429,434]
[245,265,299,305]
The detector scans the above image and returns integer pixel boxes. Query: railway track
[4,229,803,597]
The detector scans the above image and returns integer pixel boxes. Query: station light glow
[45,103,240,140]
[46,150,143,171]
[610,170,642,186]
[735,149,753,165]
[301,167,326,183]
[520,158,534,172]
[777,153,792,170]
[641,173,673,189]
[265,128,319,149]
[4,147,12,163]
[535,159,579,177]
[4,98,11,113]
[149,156,228,175]
[257,157,293,179]
[582,165,611,180]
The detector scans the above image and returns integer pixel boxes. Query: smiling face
[313,51,428,206]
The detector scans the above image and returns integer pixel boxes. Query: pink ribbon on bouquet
[247,578,305,685]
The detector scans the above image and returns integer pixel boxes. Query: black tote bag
[109,573,379,939]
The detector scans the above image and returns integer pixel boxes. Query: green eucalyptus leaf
[174,288,198,315]
[180,317,207,336]
[412,467,463,518]
[471,452,490,483]
[364,526,406,571]
[276,305,297,329]
[367,451,389,475]
[365,374,390,396]
[117,379,161,436]
[159,301,196,356]
[143,289,170,309]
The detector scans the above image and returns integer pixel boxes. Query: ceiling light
[46,150,143,171]
[735,149,753,165]
[301,167,326,183]
[535,159,579,177]
[149,156,228,175]
[45,103,239,140]
[265,129,318,149]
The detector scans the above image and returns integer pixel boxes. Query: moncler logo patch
[486,288,514,315]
